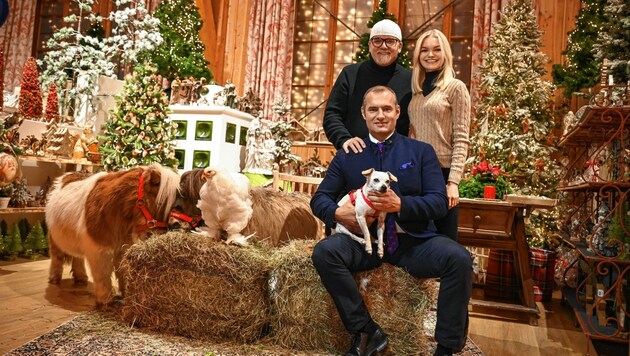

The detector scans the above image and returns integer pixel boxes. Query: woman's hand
[446,182,460,209]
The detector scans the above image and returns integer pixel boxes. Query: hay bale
[121,231,274,343]
[269,240,438,355]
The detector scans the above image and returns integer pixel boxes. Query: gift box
[484,249,520,300]
[529,247,556,302]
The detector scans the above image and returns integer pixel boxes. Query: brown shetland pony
[46,164,180,305]
[176,168,322,246]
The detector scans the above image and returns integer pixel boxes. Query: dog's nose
[379,185,387,193]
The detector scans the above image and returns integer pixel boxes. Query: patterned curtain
[244,0,295,121]
[0,0,36,93]
[470,0,505,115]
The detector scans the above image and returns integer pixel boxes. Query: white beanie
[370,19,402,41]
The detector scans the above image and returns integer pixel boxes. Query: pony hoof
[74,277,88,285]
[48,277,61,285]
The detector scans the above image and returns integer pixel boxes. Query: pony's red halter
[135,170,169,232]
[169,210,202,228]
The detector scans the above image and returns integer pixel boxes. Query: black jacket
[323,59,412,150]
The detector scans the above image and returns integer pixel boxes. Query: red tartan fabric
[484,249,520,300]
[529,248,556,302]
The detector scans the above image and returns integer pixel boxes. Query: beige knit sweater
[408,78,471,184]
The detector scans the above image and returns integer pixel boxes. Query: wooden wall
[196,0,251,95]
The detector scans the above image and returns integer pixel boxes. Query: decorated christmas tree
[150,0,213,82]
[45,83,60,123]
[100,65,178,171]
[39,0,112,116]
[354,0,411,68]
[19,57,43,120]
[595,0,630,83]
[552,0,606,98]
[468,0,560,248]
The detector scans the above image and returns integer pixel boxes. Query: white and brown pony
[174,168,321,246]
[46,164,180,305]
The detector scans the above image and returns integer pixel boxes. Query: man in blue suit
[311,85,472,356]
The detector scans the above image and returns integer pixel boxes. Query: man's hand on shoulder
[342,137,366,154]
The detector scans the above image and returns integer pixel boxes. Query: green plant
[0,184,13,198]
[459,161,512,200]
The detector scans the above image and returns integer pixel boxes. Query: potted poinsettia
[459,160,512,199]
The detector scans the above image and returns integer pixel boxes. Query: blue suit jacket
[311,132,448,239]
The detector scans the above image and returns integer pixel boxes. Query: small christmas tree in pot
[0,183,13,209]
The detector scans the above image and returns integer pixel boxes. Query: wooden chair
[272,167,323,196]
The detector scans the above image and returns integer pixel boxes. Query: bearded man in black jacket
[323,19,412,154]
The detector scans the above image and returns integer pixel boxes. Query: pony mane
[181,168,205,202]
[148,163,181,221]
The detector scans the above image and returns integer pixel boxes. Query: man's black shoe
[344,326,388,356]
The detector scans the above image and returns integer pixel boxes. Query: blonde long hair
[411,29,455,95]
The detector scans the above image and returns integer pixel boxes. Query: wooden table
[458,198,542,325]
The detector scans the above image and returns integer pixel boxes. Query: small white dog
[335,168,397,258]
[196,166,254,246]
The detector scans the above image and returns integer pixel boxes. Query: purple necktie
[385,213,399,254]
[376,142,385,153]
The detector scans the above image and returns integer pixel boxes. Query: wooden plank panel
[195,0,219,82]
[222,0,251,95]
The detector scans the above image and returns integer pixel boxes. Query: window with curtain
[292,0,374,131]
[291,0,474,132]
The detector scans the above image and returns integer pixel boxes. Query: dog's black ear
[387,171,398,182]
[361,168,374,177]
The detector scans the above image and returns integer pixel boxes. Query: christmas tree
[607,201,630,260]
[468,0,560,248]
[552,0,606,98]
[19,57,43,120]
[354,0,411,68]
[45,83,60,123]
[39,0,162,117]
[0,233,6,258]
[18,218,30,241]
[39,0,112,116]
[31,221,48,256]
[595,0,630,83]
[0,50,4,109]
[24,220,47,259]
[150,0,213,82]
[100,65,178,171]
[6,222,22,260]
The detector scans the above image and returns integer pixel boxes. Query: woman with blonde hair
[408,29,471,242]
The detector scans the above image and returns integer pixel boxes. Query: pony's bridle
[169,210,202,228]
[135,170,169,232]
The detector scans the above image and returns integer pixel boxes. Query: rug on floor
[7,310,484,355]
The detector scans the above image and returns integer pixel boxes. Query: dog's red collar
[349,186,377,211]
[135,170,169,232]
[169,210,203,228]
